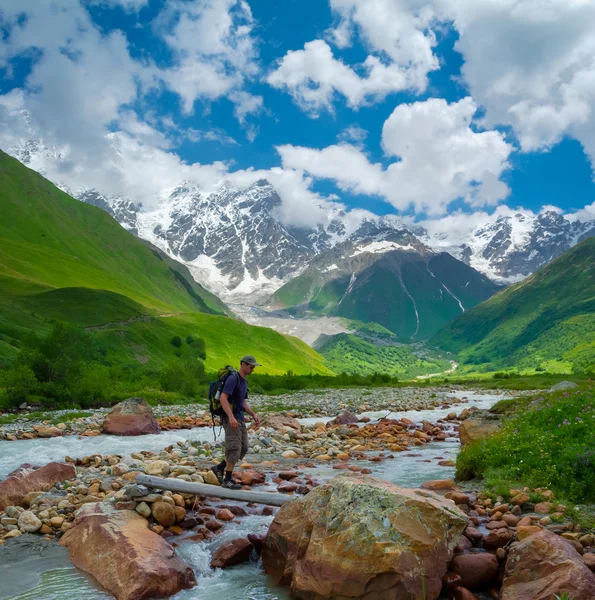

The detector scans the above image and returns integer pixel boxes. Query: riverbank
[0,386,562,600]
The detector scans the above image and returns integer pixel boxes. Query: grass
[457,384,595,503]
[0,410,93,424]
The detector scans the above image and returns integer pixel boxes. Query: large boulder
[459,411,502,445]
[262,473,468,600]
[501,530,595,600]
[102,398,160,436]
[60,502,196,600]
[260,414,302,432]
[210,538,253,568]
[327,410,359,427]
[550,381,579,392]
[0,462,76,510]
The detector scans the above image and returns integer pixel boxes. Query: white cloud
[278,97,513,215]
[156,0,260,117]
[268,39,426,114]
[87,0,149,11]
[337,125,368,145]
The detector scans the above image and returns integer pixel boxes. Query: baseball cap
[241,355,262,366]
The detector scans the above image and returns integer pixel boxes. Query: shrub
[170,335,182,348]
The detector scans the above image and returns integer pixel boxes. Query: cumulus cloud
[268,40,422,113]
[87,0,149,11]
[337,125,368,145]
[278,97,513,215]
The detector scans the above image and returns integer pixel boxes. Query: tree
[171,336,182,348]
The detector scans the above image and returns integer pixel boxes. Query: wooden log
[136,474,291,507]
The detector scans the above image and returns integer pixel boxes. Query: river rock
[210,538,253,568]
[501,530,595,600]
[450,553,499,589]
[0,462,76,510]
[17,510,42,533]
[260,414,302,432]
[145,461,170,477]
[152,502,176,527]
[60,502,196,600]
[33,425,63,438]
[262,473,468,600]
[102,398,160,436]
[327,410,359,427]
[459,411,502,445]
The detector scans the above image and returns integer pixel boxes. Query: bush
[3,365,38,408]
[171,336,182,348]
[457,385,595,502]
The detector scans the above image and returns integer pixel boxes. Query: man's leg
[222,418,242,489]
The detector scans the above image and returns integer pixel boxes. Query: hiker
[211,355,261,489]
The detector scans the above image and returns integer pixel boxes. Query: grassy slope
[432,237,595,373]
[0,150,330,375]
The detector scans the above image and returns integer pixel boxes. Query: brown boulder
[33,425,63,438]
[0,462,76,510]
[484,528,513,549]
[501,530,595,600]
[210,538,253,568]
[327,410,359,427]
[152,502,176,527]
[60,502,195,600]
[459,411,502,445]
[450,552,499,589]
[240,470,266,486]
[260,414,302,432]
[102,398,160,436]
[454,588,480,600]
[262,473,468,600]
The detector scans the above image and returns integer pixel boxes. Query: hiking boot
[222,479,242,490]
[210,465,224,484]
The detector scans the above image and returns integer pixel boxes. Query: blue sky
[1,0,595,228]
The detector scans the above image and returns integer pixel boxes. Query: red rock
[278,471,299,481]
[248,533,265,553]
[484,528,513,549]
[239,470,266,486]
[464,527,483,543]
[152,502,176,527]
[205,519,223,532]
[450,553,499,590]
[33,425,63,438]
[60,502,195,600]
[443,571,463,591]
[210,538,253,568]
[277,482,298,493]
[0,462,76,510]
[327,410,359,427]
[261,506,275,516]
[421,479,456,491]
[215,509,234,522]
[454,587,480,600]
[102,398,160,436]
[455,535,473,553]
[501,530,595,600]
[583,553,595,572]
[260,414,302,432]
[263,473,468,600]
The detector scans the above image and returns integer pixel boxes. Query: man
[211,355,261,489]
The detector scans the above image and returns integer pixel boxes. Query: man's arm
[244,400,260,428]
[219,393,238,429]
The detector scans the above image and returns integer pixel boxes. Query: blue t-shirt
[222,372,247,421]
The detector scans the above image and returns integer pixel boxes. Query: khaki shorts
[223,418,249,464]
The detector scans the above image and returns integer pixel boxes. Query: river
[0,391,509,600]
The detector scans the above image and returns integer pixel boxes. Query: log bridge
[136,474,291,507]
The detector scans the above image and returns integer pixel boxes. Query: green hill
[0,150,330,376]
[432,237,595,374]
[314,321,452,378]
[273,249,500,339]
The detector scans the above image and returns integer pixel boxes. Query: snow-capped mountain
[4,133,595,303]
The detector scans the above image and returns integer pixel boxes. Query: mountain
[270,235,501,339]
[0,150,330,374]
[5,130,595,303]
[432,237,595,374]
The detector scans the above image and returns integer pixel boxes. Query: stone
[23,491,43,506]
[510,493,530,506]
[18,510,42,533]
[450,553,499,590]
[205,519,223,532]
[327,410,359,427]
[33,425,63,438]
[112,463,130,476]
[484,528,513,549]
[454,588,480,600]
[261,414,302,432]
[248,533,265,553]
[550,381,579,392]
[216,509,234,522]
[583,553,595,572]
[50,516,65,527]
[210,538,253,568]
[102,397,160,436]
[204,471,220,486]
[281,450,298,459]
[516,525,542,541]
[60,502,196,600]
[240,470,266,486]
[152,502,176,527]
[174,507,186,523]
[136,502,152,518]
[3,529,21,539]
[145,461,170,477]
[0,463,76,510]
[263,473,468,600]
[501,530,595,600]
[459,411,502,445]
[421,479,456,491]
